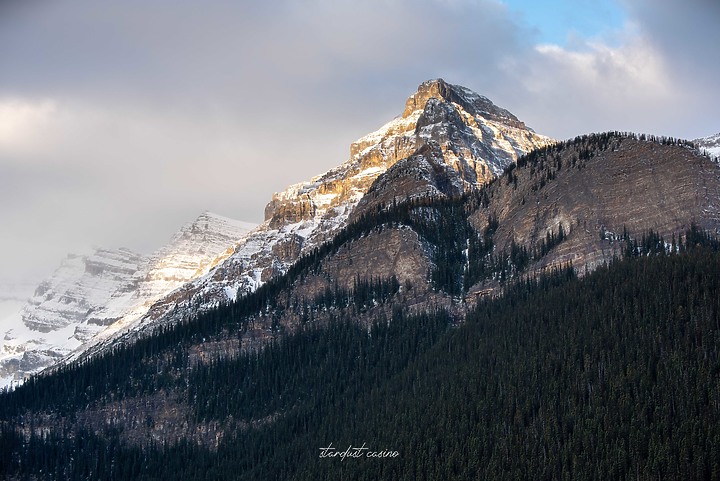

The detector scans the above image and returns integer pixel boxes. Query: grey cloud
[618,0,720,135]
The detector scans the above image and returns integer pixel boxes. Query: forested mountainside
[2,234,720,480]
[1,132,720,480]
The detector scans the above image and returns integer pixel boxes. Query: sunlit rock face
[264,79,553,229]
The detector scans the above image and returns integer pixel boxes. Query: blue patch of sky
[501,0,627,46]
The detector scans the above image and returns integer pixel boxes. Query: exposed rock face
[352,142,465,220]
[70,79,553,361]
[264,78,552,227]
[402,79,526,129]
[0,212,255,388]
[465,135,720,294]
[271,134,720,310]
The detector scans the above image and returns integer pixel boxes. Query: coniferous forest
[2,238,720,479]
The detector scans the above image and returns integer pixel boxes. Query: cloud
[533,40,668,97]
[617,0,720,135]
[0,99,57,151]
[494,0,720,140]
[499,35,683,139]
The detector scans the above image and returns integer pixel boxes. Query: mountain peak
[189,211,258,233]
[402,78,524,128]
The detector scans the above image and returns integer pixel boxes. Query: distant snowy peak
[144,211,257,284]
[1,211,256,388]
[1,247,146,389]
[171,212,258,244]
[22,248,145,333]
[694,132,720,159]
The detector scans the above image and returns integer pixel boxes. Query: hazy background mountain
[695,132,720,159]
[0,213,255,388]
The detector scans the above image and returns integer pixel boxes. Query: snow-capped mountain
[71,79,554,359]
[0,212,255,388]
[695,132,720,159]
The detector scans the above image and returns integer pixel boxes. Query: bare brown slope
[469,134,720,285]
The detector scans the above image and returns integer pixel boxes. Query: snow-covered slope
[1,248,144,389]
[0,212,255,388]
[695,132,720,159]
[71,79,555,360]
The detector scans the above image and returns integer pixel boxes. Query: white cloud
[533,39,669,99]
[0,99,57,151]
[494,19,713,140]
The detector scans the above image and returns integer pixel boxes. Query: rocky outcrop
[352,142,465,219]
[263,78,552,228]
[402,79,527,129]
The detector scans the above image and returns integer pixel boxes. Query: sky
[0,0,718,285]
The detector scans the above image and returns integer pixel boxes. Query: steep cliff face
[75,79,552,357]
[0,212,255,388]
[351,142,465,220]
[270,134,720,318]
[288,133,720,308]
